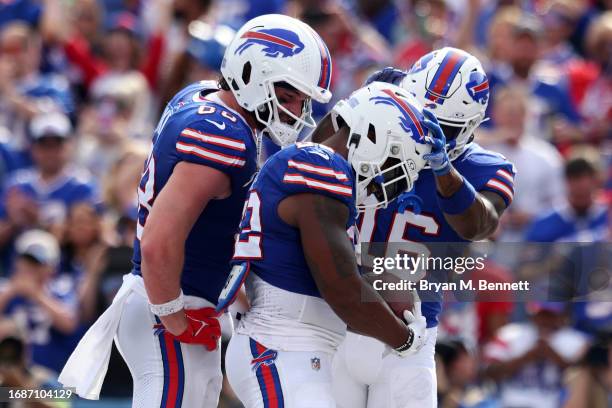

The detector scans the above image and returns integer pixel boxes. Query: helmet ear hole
[335,115,347,129]
[367,124,376,144]
[241,61,252,85]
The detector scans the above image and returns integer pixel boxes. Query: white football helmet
[331,82,431,211]
[400,47,489,161]
[221,14,333,147]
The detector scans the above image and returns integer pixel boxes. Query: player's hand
[157,308,221,351]
[363,67,407,86]
[421,110,451,175]
[393,303,428,357]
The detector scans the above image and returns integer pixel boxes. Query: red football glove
[157,307,221,351]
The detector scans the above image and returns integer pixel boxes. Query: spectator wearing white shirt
[482,87,566,241]
[483,302,589,408]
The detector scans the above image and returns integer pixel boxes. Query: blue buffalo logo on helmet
[408,51,435,74]
[424,51,469,105]
[369,89,426,143]
[466,71,489,105]
[251,348,278,371]
[235,28,305,58]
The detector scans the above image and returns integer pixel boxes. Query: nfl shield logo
[311,357,321,371]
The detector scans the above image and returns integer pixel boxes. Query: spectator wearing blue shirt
[0,127,25,189]
[0,229,80,373]
[526,150,608,242]
[0,22,74,152]
[485,14,583,141]
[0,112,99,252]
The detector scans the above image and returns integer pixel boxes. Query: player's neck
[321,127,350,159]
[217,90,259,130]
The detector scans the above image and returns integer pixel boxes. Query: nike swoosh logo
[194,321,206,337]
[187,316,207,337]
[206,119,226,130]
[243,171,258,188]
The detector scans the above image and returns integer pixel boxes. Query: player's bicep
[176,122,247,174]
[279,193,358,293]
[142,162,230,243]
[480,190,508,218]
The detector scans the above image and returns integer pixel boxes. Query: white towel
[59,273,146,400]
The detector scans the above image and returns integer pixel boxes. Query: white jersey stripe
[485,179,514,202]
[176,142,246,167]
[496,169,514,184]
[287,160,348,180]
[181,128,246,151]
[283,174,352,196]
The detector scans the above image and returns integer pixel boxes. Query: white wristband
[149,291,184,316]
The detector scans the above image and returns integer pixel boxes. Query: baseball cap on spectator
[512,14,543,39]
[186,22,235,71]
[15,229,60,267]
[29,112,72,141]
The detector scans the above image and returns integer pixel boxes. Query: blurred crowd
[0,0,609,407]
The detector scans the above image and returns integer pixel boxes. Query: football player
[217,82,438,407]
[59,14,332,407]
[330,47,516,408]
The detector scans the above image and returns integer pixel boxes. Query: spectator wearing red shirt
[42,0,171,92]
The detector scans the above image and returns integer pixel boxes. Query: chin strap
[397,188,423,215]
[255,131,263,169]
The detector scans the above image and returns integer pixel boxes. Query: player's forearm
[140,234,184,304]
[140,236,189,334]
[297,194,411,348]
[321,273,409,348]
[435,168,499,240]
[308,238,409,348]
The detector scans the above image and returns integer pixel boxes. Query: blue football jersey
[5,273,80,373]
[524,203,608,242]
[132,81,258,304]
[232,142,357,297]
[359,143,516,327]
[0,167,99,224]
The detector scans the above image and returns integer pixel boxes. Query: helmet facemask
[331,83,430,212]
[354,156,414,211]
[348,130,419,212]
[437,113,484,161]
[254,80,315,147]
